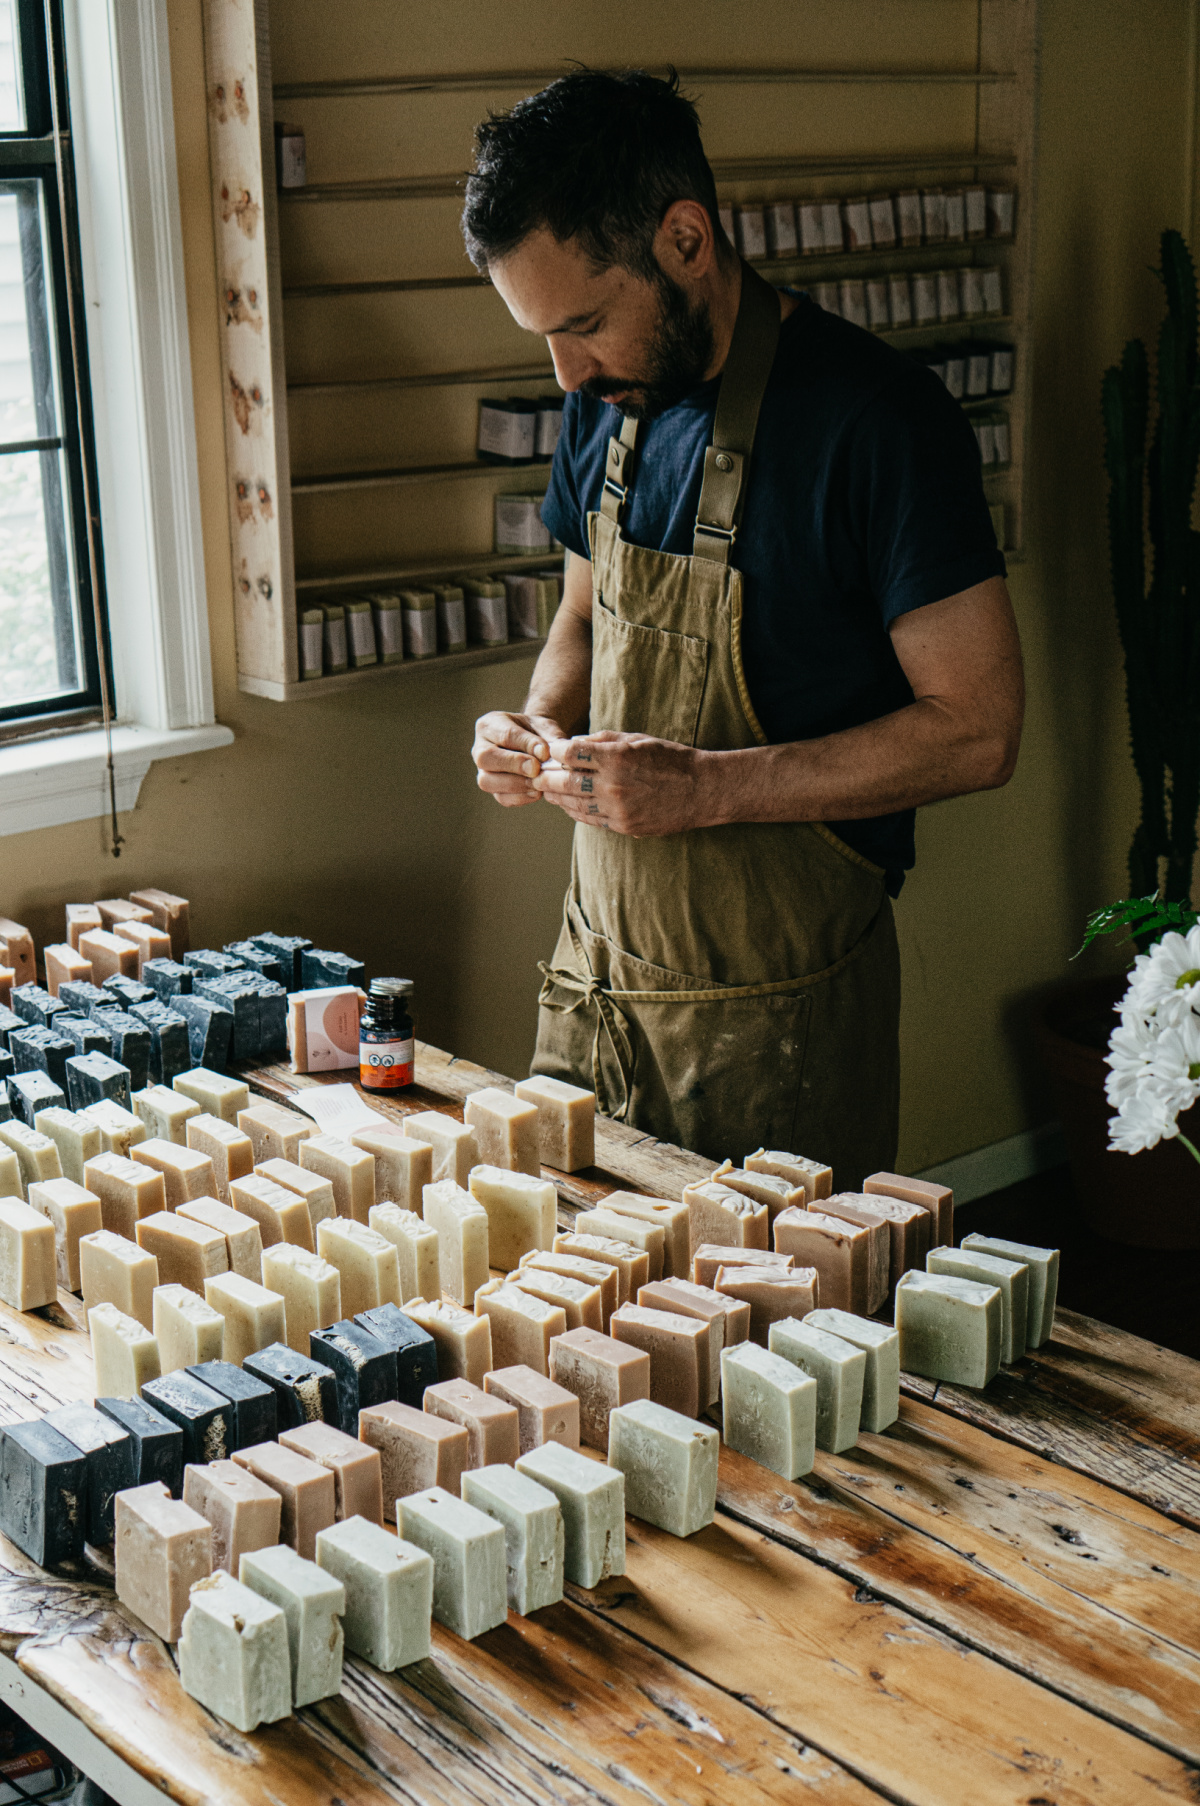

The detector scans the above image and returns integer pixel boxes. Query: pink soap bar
[484,1364,580,1455]
[358,1399,468,1520]
[278,1419,383,1524]
[714,1263,820,1344]
[232,1441,335,1560]
[863,1172,953,1247]
[609,1304,710,1419]
[424,1378,520,1468]
[549,1326,650,1451]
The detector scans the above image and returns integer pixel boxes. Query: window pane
[0,1,22,134]
[0,446,79,705]
[0,187,59,442]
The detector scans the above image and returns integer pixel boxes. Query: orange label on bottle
[360,1037,414,1089]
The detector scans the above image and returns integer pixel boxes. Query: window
[0,0,109,730]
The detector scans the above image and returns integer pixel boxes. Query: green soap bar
[720,1342,816,1480]
[461,1462,564,1615]
[315,1515,433,1669]
[516,1440,625,1585]
[959,1233,1059,1348]
[895,1271,1001,1389]
[398,1485,507,1639]
[927,1246,1028,1364]
[767,1319,865,1453]
[606,1398,718,1538]
[804,1309,900,1433]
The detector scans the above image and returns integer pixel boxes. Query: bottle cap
[370,977,413,998]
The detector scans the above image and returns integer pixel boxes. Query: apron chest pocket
[591,596,709,744]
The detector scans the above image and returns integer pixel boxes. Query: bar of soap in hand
[721,1343,816,1480]
[768,1317,866,1451]
[183,1457,282,1572]
[895,1270,1003,1388]
[316,1515,433,1671]
[516,1441,626,1585]
[115,1481,212,1642]
[514,1074,595,1171]
[397,1486,507,1639]
[178,1571,291,1731]
[467,1165,556,1271]
[368,1203,439,1304]
[805,1309,900,1434]
[462,1463,564,1615]
[239,1542,346,1707]
[607,1399,718,1538]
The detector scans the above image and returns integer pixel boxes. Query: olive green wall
[1,0,1189,1173]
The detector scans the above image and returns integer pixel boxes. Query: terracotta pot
[1034,974,1200,1249]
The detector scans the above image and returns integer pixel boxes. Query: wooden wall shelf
[274,65,1019,101]
[291,458,551,495]
[240,636,544,702]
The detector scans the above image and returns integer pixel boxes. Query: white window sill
[0,721,234,838]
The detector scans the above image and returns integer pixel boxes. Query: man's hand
[472,711,565,808]
[532,732,711,836]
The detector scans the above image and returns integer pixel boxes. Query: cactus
[1103,228,1200,904]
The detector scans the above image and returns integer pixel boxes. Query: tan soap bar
[425,1378,520,1468]
[90,1301,161,1396]
[174,1070,249,1124]
[572,1208,665,1283]
[811,1195,891,1313]
[475,1280,566,1374]
[368,1203,439,1303]
[404,1297,492,1386]
[864,1171,954,1246]
[317,1217,400,1316]
[80,1228,158,1326]
[712,1162,806,1225]
[514,1074,595,1172]
[257,1158,337,1234]
[38,1108,102,1187]
[692,1243,792,1288]
[186,1115,253,1205]
[830,1191,929,1292]
[28,1177,101,1291]
[485,1365,580,1456]
[154,1282,224,1371]
[610,1304,710,1419]
[512,1267,602,1331]
[0,918,33,987]
[550,1327,651,1451]
[423,1179,489,1306]
[467,1165,556,1271]
[179,1197,264,1280]
[715,1264,820,1344]
[597,1192,690,1279]
[300,1133,375,1222]
[79,1101,144,1158]
[401,1111,478,1186]
[746,1148,833,1202]
[553,1231,648,1302]
[358,1399,468,1519]
[43,942,93,997]
[0,1148,19,1201]
[521,1249,619,1326]
[229,1173,315,1251]
[132,1138,216,1208]
[132,1085,200,1146]
[0,1197,58,1308]
[204,1272,286,1366]
[115,1481,211,1641]
[233,1441,335,1560]
[0,1121,63,1192]
[464,1087,540,1176]
[774,1208,871,1314]
[638,1277,750,1404]
[77,927,137,982]
[65,904,102,951]
[278,1420,383,1524]
[129,888,190,961]
[113,920,172,975]
[237,1102,314,1167]
[351,1126,431,1212]
[96,898,152,929]
[261,1243,341,1352]
[184,1458,281,1573]
[683,1181,769,1256]
[136,1211,227,1295]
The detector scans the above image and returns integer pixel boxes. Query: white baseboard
[915,1121,1067,1207]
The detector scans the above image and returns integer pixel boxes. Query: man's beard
[580,273,715,421]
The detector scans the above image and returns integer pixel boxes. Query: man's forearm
[524,588,593,733]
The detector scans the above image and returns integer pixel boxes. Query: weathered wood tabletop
[1,1041,1198,1805]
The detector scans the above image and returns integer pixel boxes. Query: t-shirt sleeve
[847,365,1007,626]
[540,392,589,558]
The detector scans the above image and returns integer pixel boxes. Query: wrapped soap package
[868,193,895,247]
[299,610,323,680]
[887,273,912,327]
[839,282,867,329]
[895,190,922,247]
[502,574,541,641]
[275,122,306,189]
[478,397,536,464]
[368,593,404,664]
[765,201,797,258]
[321,606,348,676]
[797,201,824,253]
[344,600,377,669]
[535,399,563,461]
[398,589,436,661]
[987,187,1016,238]
[463,578,508,647]
[944,189,965,242]
[734,206,766,259]
[432,584,467,653]
[841,197,871,252]
[287,987,366,1074]
[494,493,551,555]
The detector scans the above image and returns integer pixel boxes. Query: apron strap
[600,413,640,526]
[693,262,781,565]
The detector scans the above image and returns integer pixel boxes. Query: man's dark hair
[462,68,725,282]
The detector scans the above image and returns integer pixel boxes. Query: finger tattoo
[580,776,594,794]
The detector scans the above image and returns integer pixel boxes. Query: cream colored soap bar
[773,1208,872,1314]
[514,1074,595,1172]
[746,1148,832,1202]
[129,887,189,960]
[229,1174,315,1251]
[548,1326,651,1451]
[80,1100,145,1158]
[114,920,172,975]
[80,1228,158,1326]
[239,1543,346,1707]
[132,1138,215,1209]
[257,1158,336,1234]
[43,942,93,996]
[682,1181,768,1257]
[174,1069,250,1124]
[721,1343,817,1480]
[136,1211,228,1295]
[350,1126,431,1212]
[0,1122,63,1193]
[572,1208,665,1283]
[132,1086,200,1146]
[425,1378,520,1468]
[553,1232,648,1301]
[316,1217,400,1317]
[368,1203,439,1303]
[513,1267,601,1332]
[90,1301,161,1397]
[516,1441,625,1586]
[204,1271,286,1366]
[261,1243,341,1352]
[404,1297,491,1386]
[464,1087,540,1177]
[78,927,137,982]
[0,1197,57,1308]
[461,1463,564,1615]
[607,1399,719,1538]
[0,917,33,986]
[484,1366,580,1456]
[475,1281,565,1375]
[179,1198,264,1280]
[598,1192,689,1279]
[398,1486,508,1639]
[35,1108,101,1187]
[521,1249,617,1325]
[186,1115,253,1205]
[233,1441,336,1560]
[27,1177,101,1291]
[316,1516,433,1670]
[712,1164,805,1228]
[154,1282,224,1371]
[115,1481,211,1642]
[184,1459,281,1573]
[401,1111,478,1187]
[691,1244,792,1288]
[0,1149,20,1204]
[82,1152,164,1239]
[300,1133,375,1222]
[178,1572,291,1732]
[237,1102,313,1167]
[65,904,101,951]
[610,1303,710,1419]
[359,1400,468,1516]
[467,1165,555,1270]
[714,1263,820,1344]
[423,1179,489,1306]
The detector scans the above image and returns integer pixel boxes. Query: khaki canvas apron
[533,264,901,1185]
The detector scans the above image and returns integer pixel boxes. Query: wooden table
[1,1043,1198,1805]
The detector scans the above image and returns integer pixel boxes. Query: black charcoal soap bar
[11,985,64,1029]
[185,950,246,979]
[91,1010,151,1090]
[55,1014,110,1058]
[45,1402,136,1546]
[142,958,193,1001]
[140,1372,234,1467]
[0,1418,87,1565]
[195,977,260,1063]
[95,1395,183,1497]
[356,1303,439,1407]
[0,1051,12,1087]
[58,981,109,1016]
[0,1003,24,1049]
[301,950,366,989]
[175,994,233,1069]
[10,1025,74,1092]
[247,976,286,1058]
[131,1001,190,1085]
[224,941,284,984]
[186,1360,277,1449]
[8,1069,66,1126]
[242,1343,337,1429]
[103,974,154,1011]
[309,1320,398,1434]
[249,933,311,991]
[66,1051,131,1112]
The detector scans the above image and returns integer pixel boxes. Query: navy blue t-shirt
[541,294,1006,894]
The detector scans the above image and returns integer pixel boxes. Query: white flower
[1123,925,1200,1022]
[1108,1084,1182,1154]
[1105,925,1200,1154]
